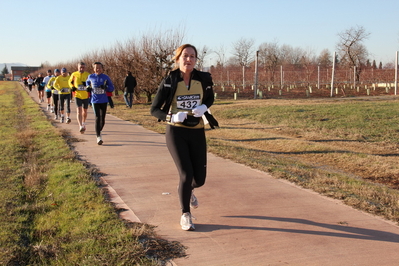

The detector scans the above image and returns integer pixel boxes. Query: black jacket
[150,68,219,128]
[34,76,44,88]
[124,74,137,93]
[151,68,213,120]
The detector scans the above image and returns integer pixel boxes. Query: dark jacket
[124,74,137,93]
[151,68,214,120]
[34,76,44,88]
[150,68,218,128]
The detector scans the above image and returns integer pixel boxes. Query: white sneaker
[50,106,54,113]
[79,125,86,134]
[180,212,195,231]
[97,136,103,145]
[60,116,64,123]
[190,191,199,209]
[47,104,50,111]
[66,117,71,124]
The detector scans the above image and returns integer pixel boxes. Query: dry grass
[211,100,399,186]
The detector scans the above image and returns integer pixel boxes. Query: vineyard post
[395,51,398,95]
[254,50,259,99]
[242,65,245,89]
[353,66,356,90]
[317,64,320,89]
[330,51,336,97]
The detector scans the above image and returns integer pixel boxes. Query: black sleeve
[150,79,169,121]
[199,71,214,108]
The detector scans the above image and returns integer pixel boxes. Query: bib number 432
[176,94,200,110]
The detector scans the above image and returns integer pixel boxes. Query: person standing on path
[69,62,90,134]
[53,68,72,124]
[150,44,215,231]
[42,70,53,111]
[86,62,115,145]
[123,71,137,108]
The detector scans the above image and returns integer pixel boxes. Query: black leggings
[166,125,207,213]
[92,103,107,137]
[52,94,59,116]
[59,94,71,113]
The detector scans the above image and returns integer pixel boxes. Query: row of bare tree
[36,29,184,102]
[30,25,395,102]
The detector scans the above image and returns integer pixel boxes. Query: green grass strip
[0,82,185,265]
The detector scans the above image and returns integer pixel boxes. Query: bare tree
[337,25,370,81]
[212,45,228,84]
[138,29,184,102]
[281,45,305,65]
[300,48,317,86]
[196,45,210,71]
[294,47,307,65]
[258,41,281,85]
[232,38,255,88]
[100,46,124,95]
[317,48,332,67]
[214,44,227,67]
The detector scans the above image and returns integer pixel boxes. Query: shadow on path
[192,215,399,244]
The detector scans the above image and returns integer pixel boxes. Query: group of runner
[23,44,216,231]
[23,74,46,101]
[24,62,115,145]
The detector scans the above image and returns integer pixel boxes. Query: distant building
[11,66,40,81]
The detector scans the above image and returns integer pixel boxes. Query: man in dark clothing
[123,71,137,108]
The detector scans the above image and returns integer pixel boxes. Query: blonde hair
[172,44,198,70]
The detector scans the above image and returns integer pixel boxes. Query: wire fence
[210,66,398,99]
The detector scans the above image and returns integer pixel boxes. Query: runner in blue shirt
[86,62,115,145]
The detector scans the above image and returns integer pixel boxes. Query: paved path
[27,86,399,266]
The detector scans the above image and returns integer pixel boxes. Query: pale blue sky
[2,0,399,66]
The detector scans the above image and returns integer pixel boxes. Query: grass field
[0,82,184,265]
[2,80,399,264]
[109,95,399,224]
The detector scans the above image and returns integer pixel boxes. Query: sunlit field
[109,94,399,224]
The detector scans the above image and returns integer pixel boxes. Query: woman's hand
[192,104,207,117]
[171,112,188,123]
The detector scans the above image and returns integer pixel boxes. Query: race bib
[78,85,86,91]
[93,87,105,94]
[176,94,200,110]
[61,87,70,93]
